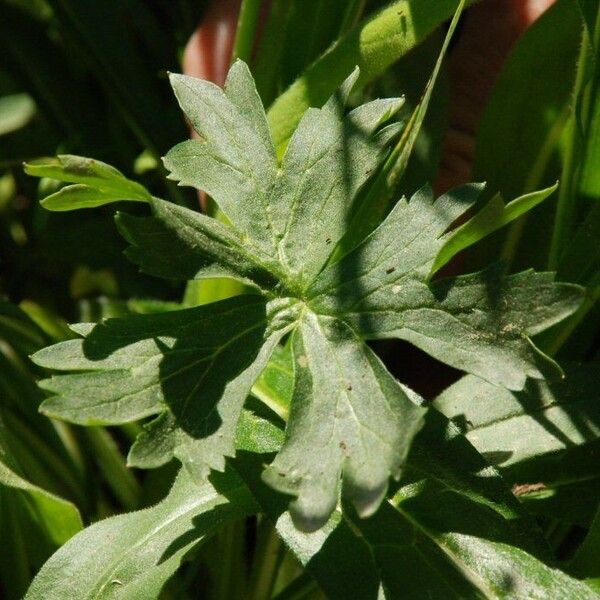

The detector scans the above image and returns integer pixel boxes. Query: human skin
[182,0,555,195]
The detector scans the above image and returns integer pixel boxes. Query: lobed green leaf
[24,155,151,211]
[262,311,425,531]
[34,296,299,479]
[310,186,584,390]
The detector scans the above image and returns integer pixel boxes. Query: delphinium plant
[2,0,600,598]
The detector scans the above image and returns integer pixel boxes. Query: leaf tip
[349,483,389,520]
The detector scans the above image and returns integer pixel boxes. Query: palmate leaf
[30,60,584,529]
[165,60,403,288]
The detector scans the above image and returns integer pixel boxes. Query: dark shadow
[396,410,551,559]
[448,363,600,476]
[159,466,253,565]
[80,295,268,438]
[481,450,514,466]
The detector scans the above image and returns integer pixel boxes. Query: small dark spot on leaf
[386,267,396,274]
[346,384,353,391]
[339,441,347,451]
[325,237,332,245]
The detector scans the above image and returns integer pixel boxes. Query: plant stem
[339,0,367,35]
[215,520,247,600]
[548,27,590,269]
[84,427,140,511]
[272,572,322,600]
[500,105,570,266]
[249,518,284,600]
[233,0,264,63]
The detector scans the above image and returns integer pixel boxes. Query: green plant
[3,0,600,598]
[20,46,599,595]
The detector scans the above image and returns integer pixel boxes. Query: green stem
[272,573,321,600]
[339,0,367,34]
[84,427,140,511]
[215,520,247,600]
[548,27,591,269]
[233,0,264,63]
[249,518,284,600]
[51,420,86,474]
[500,105,570,266]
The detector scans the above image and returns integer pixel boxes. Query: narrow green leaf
[576,0,600,50]
[252,0,293,105]
[24,155,151,210]
[251,0,367,107]
[232,0,263,63]
[576,6,600,204]
[470,0,581,269]
[340,0,465,252]
[38,184,146,212]
[430,184,558,276]
[25,468,256,600]
[266,0,471,153]
[548,1,599,269]
[0,418,82,548]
